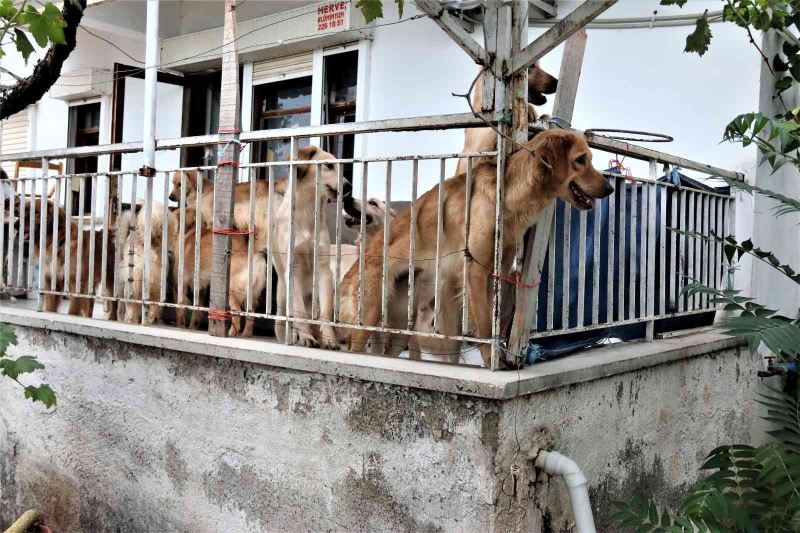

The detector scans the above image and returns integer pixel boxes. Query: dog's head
[168,169,200,204]
[343,197,397,236]
[294,145,354,204]
[528,62,558,106]
[14,198,65,245]
[530,130,613,210]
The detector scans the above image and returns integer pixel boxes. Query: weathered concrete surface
[0,325,756,532]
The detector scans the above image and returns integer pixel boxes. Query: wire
[79,25,144,65]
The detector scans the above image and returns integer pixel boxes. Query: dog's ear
[534,132,572,183]
[389,207,398,219]
[297,146,319,161]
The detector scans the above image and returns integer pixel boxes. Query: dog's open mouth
[569,182,595,210]
[344,213,374,228]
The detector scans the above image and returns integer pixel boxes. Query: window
[249,49,359,180]
[68,102,100,214]
[183,71,221,168]
[323,50,358,179]
[251,76,312,179]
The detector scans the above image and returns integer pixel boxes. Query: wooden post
[507,29,588,357]
[208,0,241,336]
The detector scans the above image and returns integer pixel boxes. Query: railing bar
[333,164,343,321]
[160,172,169,307]
[715,196,723,291]
[629,182,637,320]
[530,308,720,339]
[266,166,275,316]
[617,181,626,321]
[311,164,321,321]
[646,179,657,339]
[0,182,6,288]
[669,188,677,313]
[433,158,446,332]
[407,160,419,330]
[75,177,86,294]
[700,194,708,308]
[64,176,73,294]
[677,189,686,312]
[16,178,26,289]
[357,161,368,326]
[141,170,154,325]
[381,161,393,328]
[641,182,649,321]
[27,177,36,290]
[37,163,49,311]
[562,203,571,329]
[193,171,203,308]
[659,182,667,315]
[285,139,299,344]
[576,208,586,328]
[462,156,473,334]
[101,174,111,314]
[591,203,600,325]
[686,191,695,311]
[178,171,187,321]
[88,175,99,303]
[126,173,138,311]
[606,178,616,324]
[112,175,122,309]
[247,171,256,315]
[546,217,555,331]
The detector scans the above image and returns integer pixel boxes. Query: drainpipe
[535,450,596,533]
[141,0,159,176]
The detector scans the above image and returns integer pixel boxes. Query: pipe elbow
[535,450,588,488]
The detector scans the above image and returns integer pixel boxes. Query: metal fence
[0,113,741,369]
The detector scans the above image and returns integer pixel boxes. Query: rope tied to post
[207,309,232,321]
[211,227,253,235]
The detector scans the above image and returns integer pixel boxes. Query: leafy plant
[0,323,56,408]
[614,387,800,532]
[0,0,74,64]
[355,0,404,23]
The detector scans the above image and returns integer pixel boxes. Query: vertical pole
[208,0,241,336]
[508,29,589,356]
[142,0,159,174]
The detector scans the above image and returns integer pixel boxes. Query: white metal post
[142,0,159,174]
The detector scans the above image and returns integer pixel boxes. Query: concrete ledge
[0,305,745,400]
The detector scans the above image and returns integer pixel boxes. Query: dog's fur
[171,207,266,337]
[119,204,175,325]
[337,130,612,368]
[456,63,558,176]
[272,145,344,349]
[24,198,114,317]
[331,197,396,284]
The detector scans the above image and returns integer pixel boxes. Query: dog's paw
[320,337,339,350]
[294,331,319,348]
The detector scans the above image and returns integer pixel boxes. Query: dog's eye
[325,163,335,170]
[369,200,378,207]
[575,154,587,166]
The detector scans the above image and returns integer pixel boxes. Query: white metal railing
[0,115,740,369]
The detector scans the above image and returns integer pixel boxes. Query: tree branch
[0,0,87,120]
[0,66,24,82]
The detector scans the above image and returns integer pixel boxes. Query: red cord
[208,309,232,321]
[217,160,240,168]
[218,128,241,134]
[492,271,539,290]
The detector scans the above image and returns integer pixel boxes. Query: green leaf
[0,355,44,380]
[0,0,17,19]
[13,29,35,64]
[721,176,800,218]
[26,3,67,48]
[395,0,404,19]
[356,0,383,23]
[718,316,800,358]
[0,324,18,355]
[774,53,790,72]
[23,384,56,408]
[685,12,712,56]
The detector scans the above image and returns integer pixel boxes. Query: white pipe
[142,0,159,170]
[535,450,596,533]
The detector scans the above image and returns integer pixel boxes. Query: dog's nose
[544,77,558,95]
[601,180,615,198]
[168,193,177,202]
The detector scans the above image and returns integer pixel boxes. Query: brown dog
[23,198,114,317]
[337,130,612,368]
[456,63,557,176]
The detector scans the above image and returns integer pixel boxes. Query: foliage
[0,0,78,64]
[724,112,800,172]
[0,323,55,408]
[614,387,800,532]
[355,0,404,23]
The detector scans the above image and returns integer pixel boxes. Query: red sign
[317,1,347,32]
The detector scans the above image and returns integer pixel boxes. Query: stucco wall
[0,326,755,532]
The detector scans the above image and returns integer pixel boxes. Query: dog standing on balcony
[22,198,114,317]
[336,130,613,368]
[272,146,349,349]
